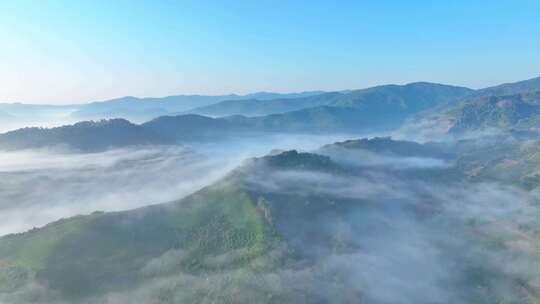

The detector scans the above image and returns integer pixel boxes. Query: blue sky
[0,0,539,104]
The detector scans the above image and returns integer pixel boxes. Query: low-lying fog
[2,129,540,303]
[0,133,355,236]
[0,108,79,133]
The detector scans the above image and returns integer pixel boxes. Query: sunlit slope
[0,151,355,303]
[0,179,281,299]
[450,92,540,133]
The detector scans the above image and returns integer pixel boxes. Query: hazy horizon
[1,75,538,106]
[1,0,539,104]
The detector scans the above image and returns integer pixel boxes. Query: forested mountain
[145,83,474,140]
[3,78,540,151]
[187,92,344,117]
[0,82,475,150]
[475,76,540,97]
[0,119,169,151]
[319,137,450,159]
[400,77,540,138]
[2,0,538,302]
[188,82,473,118]
[142,104,435,142]
[141,114,240,141]
[450,92,540,133]
[2,77,538,137]
[1,138,539,303]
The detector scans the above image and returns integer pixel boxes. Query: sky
[0,0,539,104]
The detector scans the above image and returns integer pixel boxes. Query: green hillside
[1,147,539,303]
[0,178,282,302]
[450,93,540,133]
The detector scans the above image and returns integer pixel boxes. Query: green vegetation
[450,93,540,133]
[2,137,540,303]
[0,119,170,151]
[0,180,281,299]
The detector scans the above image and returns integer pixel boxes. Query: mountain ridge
[188,82,473,118]
[475,76,540,97]
[0,118,170,151]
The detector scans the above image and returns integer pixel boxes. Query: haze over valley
[1,1,540,303]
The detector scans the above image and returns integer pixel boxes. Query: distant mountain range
[1,76,540,151]
[188,82,473,117]
[185,93,339,117]
[67,91,326,122]
[72,92,324,121]
[0,82,474,150]
[2,76,539,124]
[0,91,325,125]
